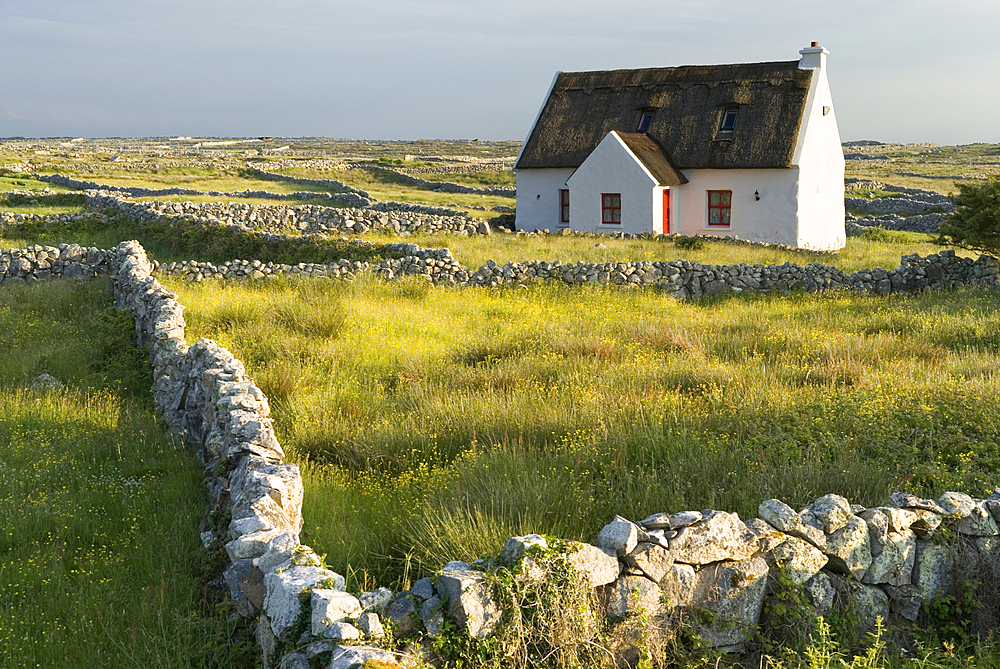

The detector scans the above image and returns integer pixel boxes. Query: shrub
[937,176,1000,255]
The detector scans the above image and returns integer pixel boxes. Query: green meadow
[163,275,1000,593]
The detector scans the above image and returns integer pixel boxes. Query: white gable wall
[565,132,659,234]
[792,66,846,251]
[514,168,576,231]
[673,168,801,246]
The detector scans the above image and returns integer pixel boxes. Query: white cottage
[514,44,845,250]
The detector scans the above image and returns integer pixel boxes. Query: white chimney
[798,41,829,70]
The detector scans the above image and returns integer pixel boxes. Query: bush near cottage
[937,176,1000,255]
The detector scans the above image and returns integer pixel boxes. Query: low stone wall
[362,163,516,198]
[241,167,371,200]
[848,213,945,234]
[153,249,999,301]
[0,243,110,284]
[80,191,481,237]
[34,173,372,207]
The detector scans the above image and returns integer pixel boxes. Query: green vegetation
[0,279,257,668]
[164,276,1000,594]
[937,176,1000,255]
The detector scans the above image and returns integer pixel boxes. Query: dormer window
[719,108,738,133]
[637,112,654,133]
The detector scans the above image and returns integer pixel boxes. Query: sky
[1,1,998,145]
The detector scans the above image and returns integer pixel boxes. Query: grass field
[162,275,1000,595]
[0,280,257,669]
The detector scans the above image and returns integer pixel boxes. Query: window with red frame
[559,189,570,224]
[707,190,731,227]
[602,193,621,224]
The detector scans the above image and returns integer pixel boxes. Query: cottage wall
[513,167,575,231]
[673,168,801,247]
[792,66,846,250]
[566,134,659,235]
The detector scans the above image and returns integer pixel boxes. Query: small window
[602,193,621,224]
[707,190,731,227]
[559,189,570,224]
[719,109,738,133]
[637,112,654,133]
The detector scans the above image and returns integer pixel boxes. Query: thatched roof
[516,60,813,171]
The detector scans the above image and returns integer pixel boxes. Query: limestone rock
[881,506,919,533]
[688,556,769,652]
[420,595,444,637]
[566,542,620,586]
[891,491,945,515]
[885,584,922,621]
[668,511,757,565]
[770,536,828,585]
[322,622,360,641]
[661,563,697,608]
[938,491,976,518]
[411,577,435,601]
[263,566,346,640]
[625,542,674,583]
[327,645,402,669]
[825,515,872,580]
[863,529,916,586]
[436,561,502,638]
[803,572,835,616]
[596,516,639,557]
[359,586,393,612]
[745,518,788,553]
[603,574,663,618]
[500,534,547,564]
[914,540,953,602]
[910,509,943,536]
[809,494,852,534]
[385,594,418,638]
[858,508,889,557]
[357,611,384,639]
[758,499,827,551]
[950,501,999,536]
[311,589,362,635]
[636,512,671,529]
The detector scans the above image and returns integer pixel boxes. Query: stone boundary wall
[241,167,371,199]
[34,173,373,208]
[80,192,482,237]
[155,249,999,301]
[360,163,516,198]
[6,240,1000,667]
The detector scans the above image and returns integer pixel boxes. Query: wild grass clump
[0,279,258,667]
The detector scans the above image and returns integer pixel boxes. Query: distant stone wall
[362,163,516,198]
[34,173,372,207]
[81,191,482,237]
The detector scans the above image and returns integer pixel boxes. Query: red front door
[662,189,671,234]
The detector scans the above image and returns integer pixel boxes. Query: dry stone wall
[6,238,1000,666]
[35,173,372,207]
